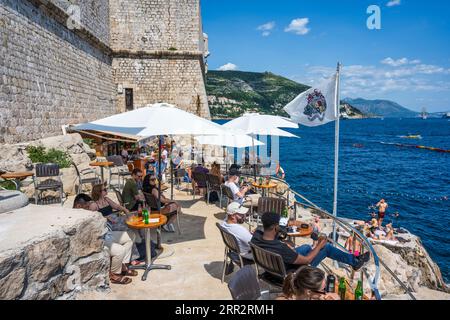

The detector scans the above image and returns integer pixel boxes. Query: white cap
[226,202,249,215]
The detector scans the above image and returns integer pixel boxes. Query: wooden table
[89,161,113,183]
[126,213,171,281]
[252,181,278,197]
[0,171,34,190]
[286,221,314,244]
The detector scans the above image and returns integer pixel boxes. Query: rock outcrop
[0,204,110,300]
[0,133,97,197]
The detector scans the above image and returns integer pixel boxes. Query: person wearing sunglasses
[277,266,340,300]
[122,168,145,211]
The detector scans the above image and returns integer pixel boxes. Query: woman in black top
[142,175,180,232]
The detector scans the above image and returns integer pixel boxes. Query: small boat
[400,134,422,139]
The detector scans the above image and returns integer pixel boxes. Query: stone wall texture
[0,206,110,300]
[0,0,116,144]
[0,0,210,143]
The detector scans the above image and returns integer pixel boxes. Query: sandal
[122,269,138,277]
[130,260,145,266]
[110,275,132,285]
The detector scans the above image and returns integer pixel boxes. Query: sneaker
[225,262,234,275]
[352,252,371,271]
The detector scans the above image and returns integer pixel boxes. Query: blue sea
[280,118,450,283]
[217,118,450,282]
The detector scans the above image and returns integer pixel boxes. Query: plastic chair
[191,171,208,201]
[216,222,254,283]
[106,155,131,191]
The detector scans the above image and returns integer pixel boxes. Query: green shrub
[26,146,72,169]
[0,180,16,190]
[83,138,95,148]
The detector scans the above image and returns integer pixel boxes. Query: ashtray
[300,223,309,229]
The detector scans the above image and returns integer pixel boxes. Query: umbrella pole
[158,135,162,209]
[252,134,256,180]
[170,137,174,201]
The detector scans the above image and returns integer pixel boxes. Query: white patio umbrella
[74,103,235,201]
[223,113,299,178]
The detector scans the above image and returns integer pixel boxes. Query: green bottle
[143,209,149,224]
[338,277,346,300]
[282,207,289,218]
[354,280,363,300]
[258,177,263,185]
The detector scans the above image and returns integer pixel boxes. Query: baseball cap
[226,202,249,215]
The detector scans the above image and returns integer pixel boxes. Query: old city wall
[0,0,116,144]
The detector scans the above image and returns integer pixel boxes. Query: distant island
[206,70,420,119]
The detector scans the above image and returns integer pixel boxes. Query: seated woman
[210,162,224,184]
[142,175,180,233]
[73,194,138,285]
[277,266,340,300]
[90,185,147,264]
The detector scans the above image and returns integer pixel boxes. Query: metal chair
[143,191,181,235]
[191,171,208,201]
[174,168,187,192]
[72,162,101,194]
[228,265,268,300]
[249,242,291,292]
[106,155,131,191]
[206,173,223,206]
[221,184,235,208]
[112,186,129,208]
[33,163,64,205]
[216,222,254,283]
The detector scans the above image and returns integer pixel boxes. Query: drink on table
[354,280,363,300]
[137,203,143,217]
[239,176,244,186]
[281,207,289,218]
[142,208,149,224]
[326,274,336,293]
[338,277,346,300]
[258,177,263,185]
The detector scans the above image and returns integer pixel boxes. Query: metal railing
[241,173,417,300]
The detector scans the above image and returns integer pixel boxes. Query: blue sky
[202,0,450,112]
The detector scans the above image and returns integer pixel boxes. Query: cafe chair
[106,155,131,191]
[216,222,254,283]
[254,197,287,227]
[206,173,223,206]
[174,168,188,192]
[228,265,269,300]
[191,171,208,201]
[220,184,234,210]
[72,162,101,195]
[143,191,181,235]
[249,243,294,293]
[112,186,129,208]
[33,163,64,205]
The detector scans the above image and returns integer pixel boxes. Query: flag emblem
[304,89,327,121]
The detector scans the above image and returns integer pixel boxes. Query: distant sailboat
[421,107,428,120]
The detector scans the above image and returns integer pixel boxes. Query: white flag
[284,73,338,127]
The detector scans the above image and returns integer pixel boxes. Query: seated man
[121,168,145,211]
[224,168,260,207]
[250,212,370,271]
[221,202,253,260]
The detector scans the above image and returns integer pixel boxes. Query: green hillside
[206,70,310,118]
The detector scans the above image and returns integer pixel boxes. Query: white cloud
[381,57,422,67]
[387,0,401,7]
[218,63,238,71]
[257,21,275,36]
[262,31,271,37]
[284,18,310,35]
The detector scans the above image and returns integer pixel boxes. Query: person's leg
[107,242,126,275]
[310,243,357,267]
[295,244,313,256]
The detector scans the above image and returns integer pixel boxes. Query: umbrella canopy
[194,134,264,148]
[74,103,233,138]
[223,112,299,136]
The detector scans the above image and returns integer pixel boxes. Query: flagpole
[332,62,341,245]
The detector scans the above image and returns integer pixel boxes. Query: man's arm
[293,238,327,265]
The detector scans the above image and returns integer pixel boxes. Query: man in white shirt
[224,168,260,208]
[221,202,253,259]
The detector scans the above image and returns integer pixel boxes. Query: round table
[252,181,278,197]
[286,222,314,245]
[126,213,171,281]
[0,171,34,190]
[89,161,113,183]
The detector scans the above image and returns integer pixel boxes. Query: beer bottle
[138,203,143,218]
[338,277,346,300]
[143,208,149,224]
[354,280,363,300]
[326,275,336,293]
[282,207,289,218]
[258,177,263,185]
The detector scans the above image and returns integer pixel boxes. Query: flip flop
[110,276,132,285]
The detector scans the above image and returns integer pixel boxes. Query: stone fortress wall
[110,0,210,118]
[0,0,116,144]
[0,0,210,144]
